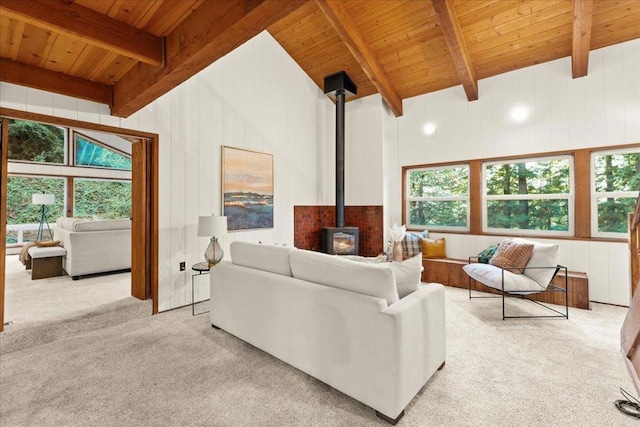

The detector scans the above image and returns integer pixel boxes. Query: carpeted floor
[3,254,132,328]
[0,285,637,426]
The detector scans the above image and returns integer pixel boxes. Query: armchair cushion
[513,238,559,287]
[463,263,545,293]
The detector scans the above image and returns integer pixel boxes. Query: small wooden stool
[28,246,67,280]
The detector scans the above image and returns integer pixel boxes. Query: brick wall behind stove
[293,206,383,256]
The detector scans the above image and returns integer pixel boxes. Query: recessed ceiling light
[510,105,529,123]
[423,123,437,135]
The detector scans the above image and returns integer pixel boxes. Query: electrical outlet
[179,262,185,271]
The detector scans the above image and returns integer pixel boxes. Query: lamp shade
[197,216,227,237]
[32,193,55,205]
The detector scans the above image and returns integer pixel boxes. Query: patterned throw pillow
[489,239,534,274]
[477,244,499,263]
[401,230,429,258]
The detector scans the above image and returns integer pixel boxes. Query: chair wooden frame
[467,257,569,320]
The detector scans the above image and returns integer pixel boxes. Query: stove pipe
[323,71,357,228]
[335,89,345,227]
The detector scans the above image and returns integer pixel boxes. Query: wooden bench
[421,257,590,310]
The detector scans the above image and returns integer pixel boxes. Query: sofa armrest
[374,283,446,419]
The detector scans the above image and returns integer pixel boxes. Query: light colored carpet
[0,286,637,426]
[4,254,132,328]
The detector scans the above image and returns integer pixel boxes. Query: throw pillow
[420,237,447,259]
[477,244,499,264]
[35,240,61,247]
[401,230,429,258]
[388,254,422,298]
[489,239,534,274]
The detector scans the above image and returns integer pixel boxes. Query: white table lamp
[32,192,55,241]
[197,215,227,266]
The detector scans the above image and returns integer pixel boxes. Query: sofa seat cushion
[290,250,399,305]
[463,263,545,293]
[230,241,293,276]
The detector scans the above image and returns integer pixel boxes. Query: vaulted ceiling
[1,0,639,118]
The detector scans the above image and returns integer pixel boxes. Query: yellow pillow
[420,237,447,259]
[35,240,61,247]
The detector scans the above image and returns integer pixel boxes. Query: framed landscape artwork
[222,146,274,231]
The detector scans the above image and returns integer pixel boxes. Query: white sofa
[210,242,446,424]
[53,217,132,280]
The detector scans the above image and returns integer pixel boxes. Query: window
[74,179,132,219]
[6,175,66,244]
[483,156,573,236]
[8,119,66,164]
[591,149,640,237]
[74,133,132,170]
[406,165,469,230]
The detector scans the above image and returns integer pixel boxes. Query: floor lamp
[33,193,55,241]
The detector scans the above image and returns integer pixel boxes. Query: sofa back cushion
[289,250,399,305]
[55,217,131,232]
[73,219,131,232]
[230,241,293,276]
[386,254,422,298]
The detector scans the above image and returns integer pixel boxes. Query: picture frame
[222,146,274,231]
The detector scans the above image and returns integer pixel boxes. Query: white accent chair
[463,238,568,319]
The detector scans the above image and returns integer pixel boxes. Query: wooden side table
[191,262,210,316]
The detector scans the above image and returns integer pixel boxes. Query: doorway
[0,108,158,332]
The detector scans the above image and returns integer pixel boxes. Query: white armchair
[463,238,568,319]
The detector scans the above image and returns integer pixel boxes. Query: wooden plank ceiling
[1,0,639,118]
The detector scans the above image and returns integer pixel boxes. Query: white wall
[379,38,640,306]
[3,31,638,308]
[1,31,335,311]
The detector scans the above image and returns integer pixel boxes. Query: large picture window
[74,179,132,219]
[591,149,640,237]
[483,156,573,236]
[6,175,66,244]
[406,165,469,230]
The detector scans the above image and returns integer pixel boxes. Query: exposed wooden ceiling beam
[0,58,112,106]
[111,0,308,117]
[315,0,403,117]
[0,0,163,66]
[572,0,594,78]
[431,0,478,101]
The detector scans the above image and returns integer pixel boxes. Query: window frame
[405,163,470,232]
[590,147,640,239]
[482,154,575,237]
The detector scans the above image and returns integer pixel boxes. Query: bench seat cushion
[28,246,67,258]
